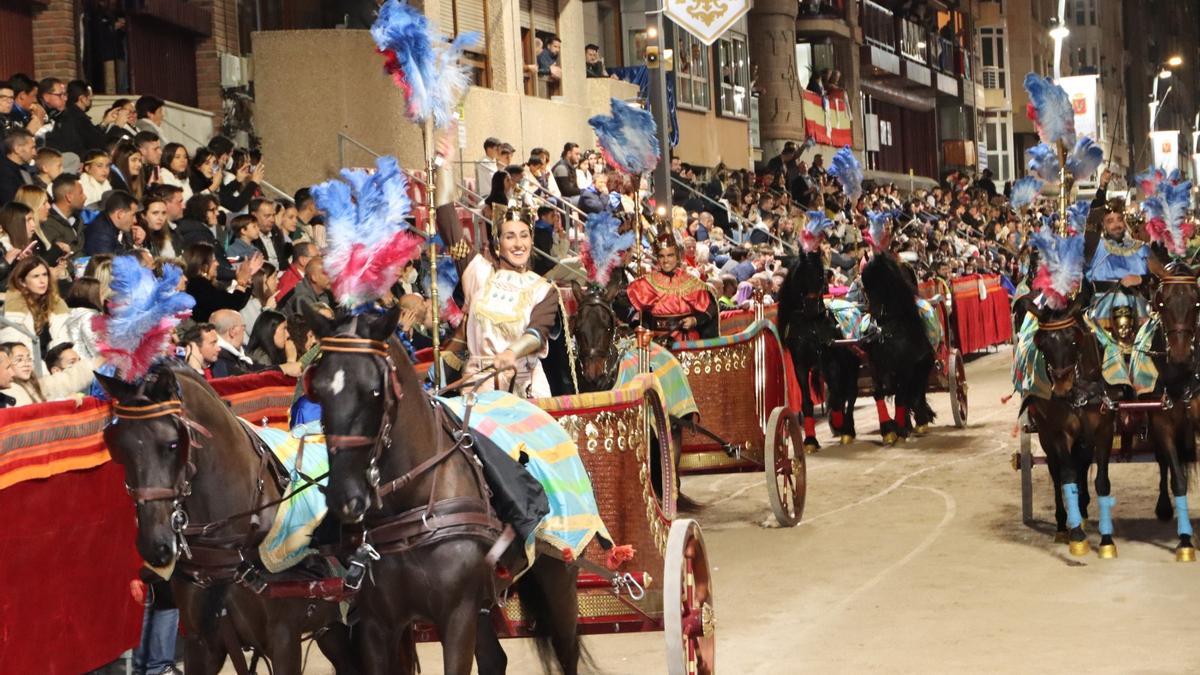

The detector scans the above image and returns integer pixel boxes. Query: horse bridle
[574,296,621,387]
[1037,316,1086,384]
[317,335,404,504]
[1153,275,1200,351]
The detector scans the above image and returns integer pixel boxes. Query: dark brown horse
[1144,262,1200,560]
[98,363,358,674]
[569,273,633,392]
[303,306,584,675]
[1017,289,1110,555]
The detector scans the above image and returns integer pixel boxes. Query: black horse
[98,363,360,674]
[303,306,584,675]
[776,251,861,450]
[859,255,936,444]
[569,269,635,392]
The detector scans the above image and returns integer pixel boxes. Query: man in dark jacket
[0,128,36,204]
[281,257,335,319]
[84,190,138,255]
[45,81,112,157]
[552,142,581,201]
[250,197,292,270]
[44,173,85,257]
[578,172,615,215]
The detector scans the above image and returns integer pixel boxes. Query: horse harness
[572,296,623,389]
[317,336,509,586]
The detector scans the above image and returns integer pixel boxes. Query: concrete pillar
[749,0,803,159]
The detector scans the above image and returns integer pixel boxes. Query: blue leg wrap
[1175,496,1193,537]
[1098,495,1116,536]
[1063,483,1083,529]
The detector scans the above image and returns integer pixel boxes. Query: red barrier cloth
[950,274,1012,353]
[0,461,142,674]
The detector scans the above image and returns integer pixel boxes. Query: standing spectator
[537,35,563,83]
[97,7,129,93]
[552,142,581,201]
[475,137,501,201]
[1,128,36,204]
[84,190,139,255]
[62,277,104,360]
[45,80,113,156]
[585,44,611,78]
[974,168,997,199]
[45,174,85,254]
[157,143,192,202]
[134,95,167,143]
[0,256,71,356]
[275,241,315,302]
[182,242,259,322]
[79,149,114,207]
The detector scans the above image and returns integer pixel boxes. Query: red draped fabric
[950,274,1012,353]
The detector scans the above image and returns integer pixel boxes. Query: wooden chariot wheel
[664,519,715,675]
[949,349,968,428]
[764,406,807,527]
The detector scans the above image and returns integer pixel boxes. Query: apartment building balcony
[796,0,852,39]
[861,0,900,77]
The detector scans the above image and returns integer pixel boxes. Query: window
[440,0,490,87]
[984,113,1014,183]
[520,0,560,97]
[675,28,710,110]
[979,27,1006,94]
[716,32,750,118]
[1074,0,1085,25]
[1088,0,1097,25]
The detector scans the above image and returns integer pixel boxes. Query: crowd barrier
[0,371,298,674]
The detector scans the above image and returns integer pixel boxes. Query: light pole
[1150,56,1183,134]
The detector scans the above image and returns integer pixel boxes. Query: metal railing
[861,0,896,50]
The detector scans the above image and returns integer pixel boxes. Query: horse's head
[1029,292,1090,398]
[98,366,193,569]
[777,252,829,339]
[304,304,403,523]
[571,280,623,391]
[1153,263,1200,367]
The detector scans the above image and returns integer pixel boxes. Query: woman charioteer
[432,130,561,399]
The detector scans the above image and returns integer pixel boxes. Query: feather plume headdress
[802,210,834,253]
[588,98,660,175]
[312,155,423,309]
[1010,176,1045,209]
[93,256,195,381]
[827,146,863,201]
[1066,200,1090,234]
[1025,143,1061,182]
[1023,73,1076,147]
[1066,136,1104,182]
[1029,225,1085,311]
[1141,170,1194,258]
[421,255,464,327]
[1135,166,1182,199]
[580,211,636,286]
[865,210,892,253]
[372,0,481,129]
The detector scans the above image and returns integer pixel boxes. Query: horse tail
[516,559,591,674]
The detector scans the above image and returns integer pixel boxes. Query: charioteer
[1084,198,1151,334]
[626,233,718,344]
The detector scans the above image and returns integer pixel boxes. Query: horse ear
[570,280,585,307]
[369,304,402,342]
[95,371,136,402]
[303,302,335,339]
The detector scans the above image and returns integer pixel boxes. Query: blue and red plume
[1142,171,1194,258]
[421,255,464,327]
[93,256,195,381]
[580,211,635,286]
[1023,73,1076,147]
[1029,226,1085,311]
[1025,143,1061,182]
[1066,136,1104,182]
[802,210,834,253]
[1010,176,1044,209]
[866,210,891,253]
[588,98,660,175]
[827,146,863,200]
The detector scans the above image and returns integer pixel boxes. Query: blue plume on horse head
[95,255,196,381]
[827,146,863,200]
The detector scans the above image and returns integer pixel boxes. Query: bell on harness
[344,542,381,591]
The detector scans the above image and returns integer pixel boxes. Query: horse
[569,269,634,392]
[1143,261,1200,560]
[776,250,861,450]
[1015,288,1110,555]
[302,305,584,675]
[97,362,360,675]
[859,255,936,444]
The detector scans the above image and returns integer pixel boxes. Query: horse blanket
[615,341,701,419]
[255,421,330,573]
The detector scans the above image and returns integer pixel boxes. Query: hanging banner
[1151,130,1180,173]
[664,0,749,45]
[1058,74,1099,140]
[802,90,853,147]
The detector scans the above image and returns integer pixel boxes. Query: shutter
[438,0,456,34]
[458,0,487,38]
[520,0,531,28]
[532,0,557,34]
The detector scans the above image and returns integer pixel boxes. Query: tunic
[626,269,718,343]
[1085,236,1149,321]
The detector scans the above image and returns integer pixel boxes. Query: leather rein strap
[320,336,404,452]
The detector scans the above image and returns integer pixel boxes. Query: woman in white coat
[0,256,71,358]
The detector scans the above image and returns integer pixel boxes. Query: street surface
[238,347,1200,673]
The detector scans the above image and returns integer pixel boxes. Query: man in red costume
[627,233,718,343]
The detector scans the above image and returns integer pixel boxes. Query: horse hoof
[1054,531,1069,544]
[915,425,928,434]
[1068,539,1091,557]
[804,443,820,455]
[1097,544,1118,559]
[883,432,898,446]
[840,434,854,446]
[1177,546,1197,563]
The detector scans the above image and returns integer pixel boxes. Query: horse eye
[372,389,381,397]
[168,442,179,451]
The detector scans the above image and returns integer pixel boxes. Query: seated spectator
[134,95,167,143]
[102,98,137,144]
[133,129,162,183]
[44,80,112,156]
[475,137,501,202]
[276,241,315,302]
[247,310,293,367]
[209,309,300,377]
[240,261,278,333]
[188,147,222,197]
[250,197,291,269]
[158,143,193,202]
[0,256,70,356]
[141,192,179,259]
[4,74,44,135]
[578,172,617,215]
[280,256,334,319]
[585,44,611,78]
[84,190,139,255]
[294,188,324,247]
[1,127,36,205]
[11,185,66,269]
[79,148,113,207]
[0,344,14,407]
[45,341,80,373]
[219,148,262,213]
[182,242,259,322]
[532,206,558,276]
[181,321,219,378]
[538,35,563,82]
[716,275,739,310]
[274,198,303,244]
[62,276,104,360]
[109,140,145,200]
[1,340,99,405]
[176,194,235,282]
[34,147,63,189]
[46,174,84,258]
[226,214,261,260]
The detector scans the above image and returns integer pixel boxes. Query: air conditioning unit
[220,54,254,88]
[865,113,880,151]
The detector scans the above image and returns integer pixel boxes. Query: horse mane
[861,254,922,329]
[776,252,827,339]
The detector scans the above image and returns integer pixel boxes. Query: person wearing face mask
[626,233,718,343]
[434,128,560,399]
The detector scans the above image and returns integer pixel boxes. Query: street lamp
[1048,18,1069,78]
[1168,55,1184,67]
[1048,20,1070,41]
[1151,58,1183,133]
